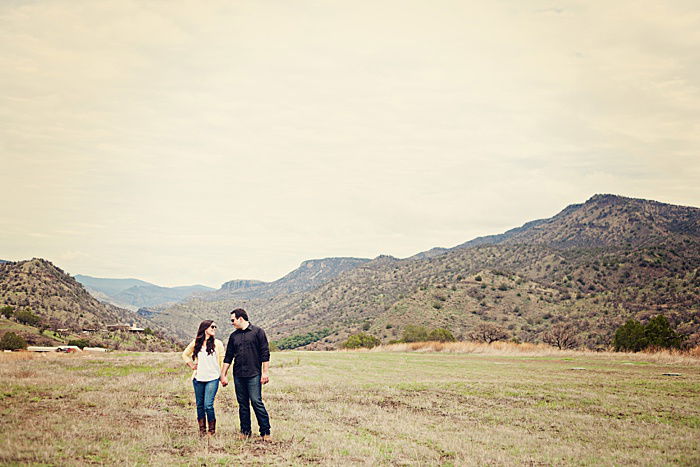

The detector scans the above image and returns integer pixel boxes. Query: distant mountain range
[149,194,700,348]
[75,275,214,309]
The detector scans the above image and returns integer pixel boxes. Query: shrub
[15,310,41,327]
[273,329,331,350]
[644,315,683,349]
[469,323,509,343]
[342,333,380,349]
[613,316,684,352]
[0,305,14,319]
[402,325,429,343]
[0,332,27,350]
[428,328,456,342]
[68,339,90,349]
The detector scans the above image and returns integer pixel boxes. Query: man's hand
[220,375,228,387]
[261,373,269,385]
[188,362,197,370]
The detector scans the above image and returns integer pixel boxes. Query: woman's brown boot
[198,418,207,436]
[207,419,216,436]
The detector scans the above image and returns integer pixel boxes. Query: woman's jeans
[193,378,219,423]
[234,375,271,436]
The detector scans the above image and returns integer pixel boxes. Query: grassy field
[0,348,698,465]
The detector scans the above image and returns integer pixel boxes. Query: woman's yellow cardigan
[181,339,226,380]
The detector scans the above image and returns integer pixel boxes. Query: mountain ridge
[150,194,700,348]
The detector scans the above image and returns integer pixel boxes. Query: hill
[152,194,700,349]
[0,259,179,350]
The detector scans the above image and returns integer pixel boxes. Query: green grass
[0,350,698,465]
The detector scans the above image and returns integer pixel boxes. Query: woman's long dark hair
[192,320,215,360]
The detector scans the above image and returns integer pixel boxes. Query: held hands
[220,375,228,387]
[188,362,197,370]
[261,373,269,385]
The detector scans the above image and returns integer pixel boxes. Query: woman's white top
[195,347,220,382]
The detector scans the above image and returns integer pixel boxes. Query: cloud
[1,0,698,285]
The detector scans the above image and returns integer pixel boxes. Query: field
[1,348,698,465]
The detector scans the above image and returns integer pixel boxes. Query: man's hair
[231,308,249,321]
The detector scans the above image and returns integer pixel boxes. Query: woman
[182,320,225,436]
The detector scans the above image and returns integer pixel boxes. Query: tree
[401,325,429,343]
[428,328,456,342]
[68,338,90,349]
[542,324,579,349]
[613,316,684,352]
[15,310,41,327]
[0,332,27,350]
[0,305,14,319]
[469,323,509,343]
[644,315,683,349]
[342,333,380,349]
[613,319,648,352]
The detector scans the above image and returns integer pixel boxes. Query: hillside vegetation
[0,259,178,350]
[154,195,700,349]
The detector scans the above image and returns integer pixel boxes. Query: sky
[1,0,699,287]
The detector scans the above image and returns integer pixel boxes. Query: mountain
[156,194,700,349]
[0,259,178,350]
[147,257,371,341]
[75,275,215,309]
[210,257,372,300]
[74,275,155,296]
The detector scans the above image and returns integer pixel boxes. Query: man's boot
[207,419,216,436]
[198,418,207,436]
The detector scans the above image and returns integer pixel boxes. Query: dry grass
[1,350,698,465]
[371,341,700,365]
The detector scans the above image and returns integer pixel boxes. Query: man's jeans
[193,378,219,423]
[234,375,271,436]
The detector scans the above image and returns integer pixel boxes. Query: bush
[644,315,683,349]
[402,325,429,343]
[273,329,331,350]
[342,333,380,349]
[428,328,456,342]
[0,332,27,350]
[0,305,14,319]
[68,339,90,349]
[15,310,41,327]
[613,316,684,352]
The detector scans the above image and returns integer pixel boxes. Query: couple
[181,308,271,441]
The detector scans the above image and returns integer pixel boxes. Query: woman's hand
[188,362,197,370]
[220,375,228,387]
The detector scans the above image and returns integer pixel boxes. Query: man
[220,308,271,441]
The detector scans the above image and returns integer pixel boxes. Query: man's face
[231,315,244,329]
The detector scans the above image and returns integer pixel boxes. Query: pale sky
[1,0,699,287]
